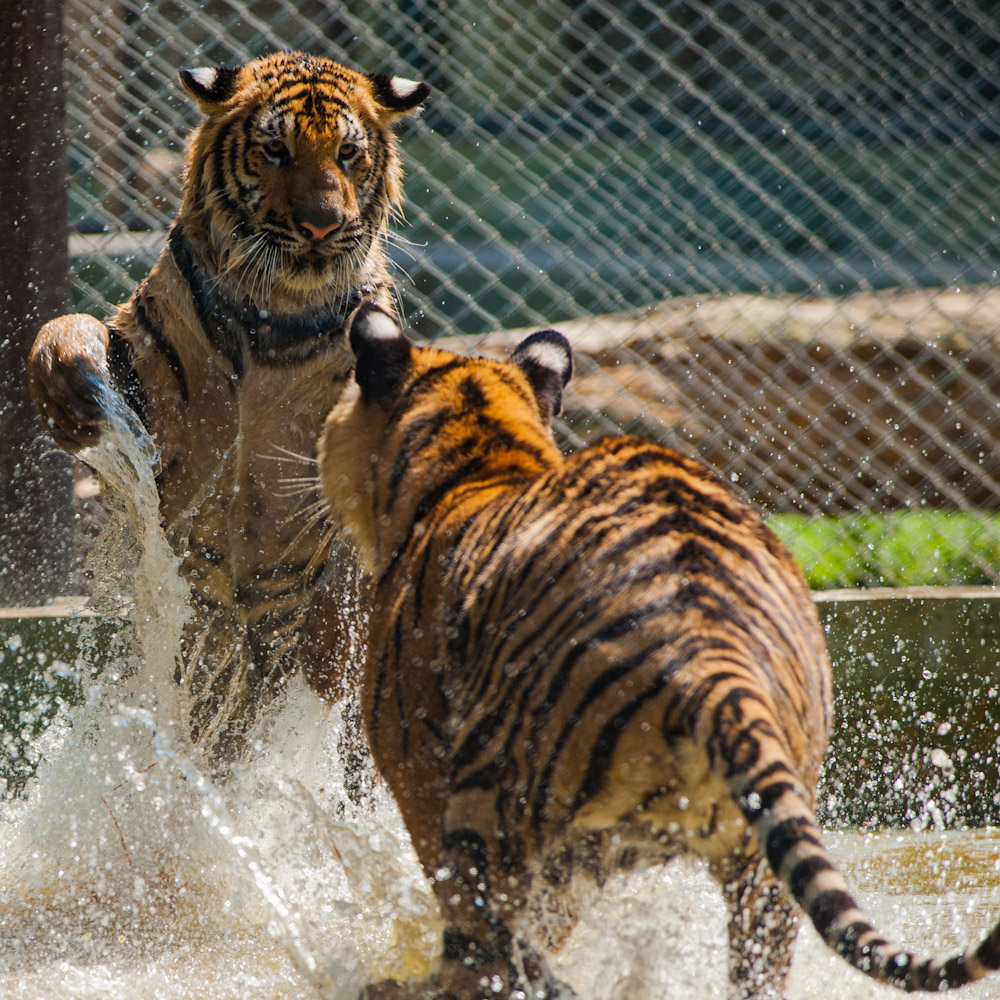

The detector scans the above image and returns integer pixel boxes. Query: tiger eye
[339,142,357,161]
[262,138,287,158]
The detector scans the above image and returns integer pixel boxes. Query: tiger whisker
[214,228,272,300]
[273,479,324,501]
[281,496,331,523]
[384,232,425,263]
[386,230,426,250]
[276,502,339,567]
[256,445,319,467]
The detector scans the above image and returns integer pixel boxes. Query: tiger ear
[367,73,431,116]
[348,303,415,402]
[179,66,241,110]
[510,330,573,424]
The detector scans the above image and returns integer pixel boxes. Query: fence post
[0,0,74,606]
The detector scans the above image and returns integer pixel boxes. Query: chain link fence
[63,0,1000,589]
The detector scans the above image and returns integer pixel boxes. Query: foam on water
[1,393,998,999]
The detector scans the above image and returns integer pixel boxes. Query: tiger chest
[168,355,350,611]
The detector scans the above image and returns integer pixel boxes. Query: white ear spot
[187,67,219,90]
[522,340,570,379]
[363,310,402,341]
[389,77,422,101]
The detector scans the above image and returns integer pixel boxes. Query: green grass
[766,512,1000,590]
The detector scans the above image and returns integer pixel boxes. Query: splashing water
[0,392,997,999]
[0,391,440,999]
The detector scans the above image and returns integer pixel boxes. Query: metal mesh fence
[63,0,1000,588]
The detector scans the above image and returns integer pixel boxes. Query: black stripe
[210,125,253,229]
[393,614,409,754]
[388,409,453,491]
[269,90,350,117]
[168,226,244,374]
[526,634,689,814]
[369,641,394,743]
[459,489,547,645]
[442,926,510,970]
[459,374,487,409]
[788,853,836,901]
[808,888,857,938]
[495,545,714,685]
[836,920,889,968]
[926,955,974,989]
[441,827,490,867]
[484,469,805,676]
[132,295,189,404]
[387,358,468,420]
[106,325,149,426]
[376,456,487,588]
[222,123,249,213]
[671,668,743,719]
[192,544,226,567]
[977,926,1000,970]
[764,816,822,873]
[748,759,795,787]
[755,779,798,814]
[168,225,365,372]
[566,650,677,817]
[708,688,777,776]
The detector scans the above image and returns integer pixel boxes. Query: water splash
[0,389,439,999]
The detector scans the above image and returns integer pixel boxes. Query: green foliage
[767,512,1000,590]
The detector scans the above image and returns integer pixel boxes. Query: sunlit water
[1,401,999,999]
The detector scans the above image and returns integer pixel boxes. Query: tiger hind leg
[712,850,800,1000]
[361,821,576,1000]
[432,827,575,1000]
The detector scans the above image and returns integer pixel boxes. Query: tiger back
[314,302,1000,1000]
[28,53,429,760]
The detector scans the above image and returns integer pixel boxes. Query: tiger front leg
[712,849,800,1000]
[28,313,113,452]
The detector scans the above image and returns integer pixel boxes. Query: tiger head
[319,303,572,569]
[177,52,429,308]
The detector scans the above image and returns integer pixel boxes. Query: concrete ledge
[450,287,1000,513]
[813,584,1000,602]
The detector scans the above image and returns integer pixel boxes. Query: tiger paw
[28,313,112,452]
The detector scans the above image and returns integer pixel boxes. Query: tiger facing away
[313,301,1000,1000]
[28,53,428,760]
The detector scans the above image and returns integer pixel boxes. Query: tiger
[311,301,1000,1000]
[27,52,429,761]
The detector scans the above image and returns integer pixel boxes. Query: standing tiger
[313,302,1000,1000]
[27,53,428,760]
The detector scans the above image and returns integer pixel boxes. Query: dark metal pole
[0,0,74,605]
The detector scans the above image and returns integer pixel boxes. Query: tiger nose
[296,209,343,241]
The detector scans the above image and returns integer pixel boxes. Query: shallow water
[3,783,999,1000]
[2,404,1000,999]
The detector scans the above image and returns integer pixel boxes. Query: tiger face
[178,52,429,308]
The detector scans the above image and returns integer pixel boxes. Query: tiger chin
[27,53,429,762]
[313,301,1000,1000]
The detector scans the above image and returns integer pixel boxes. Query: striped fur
[315,302,1000,1000]
[28,53,428,760]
